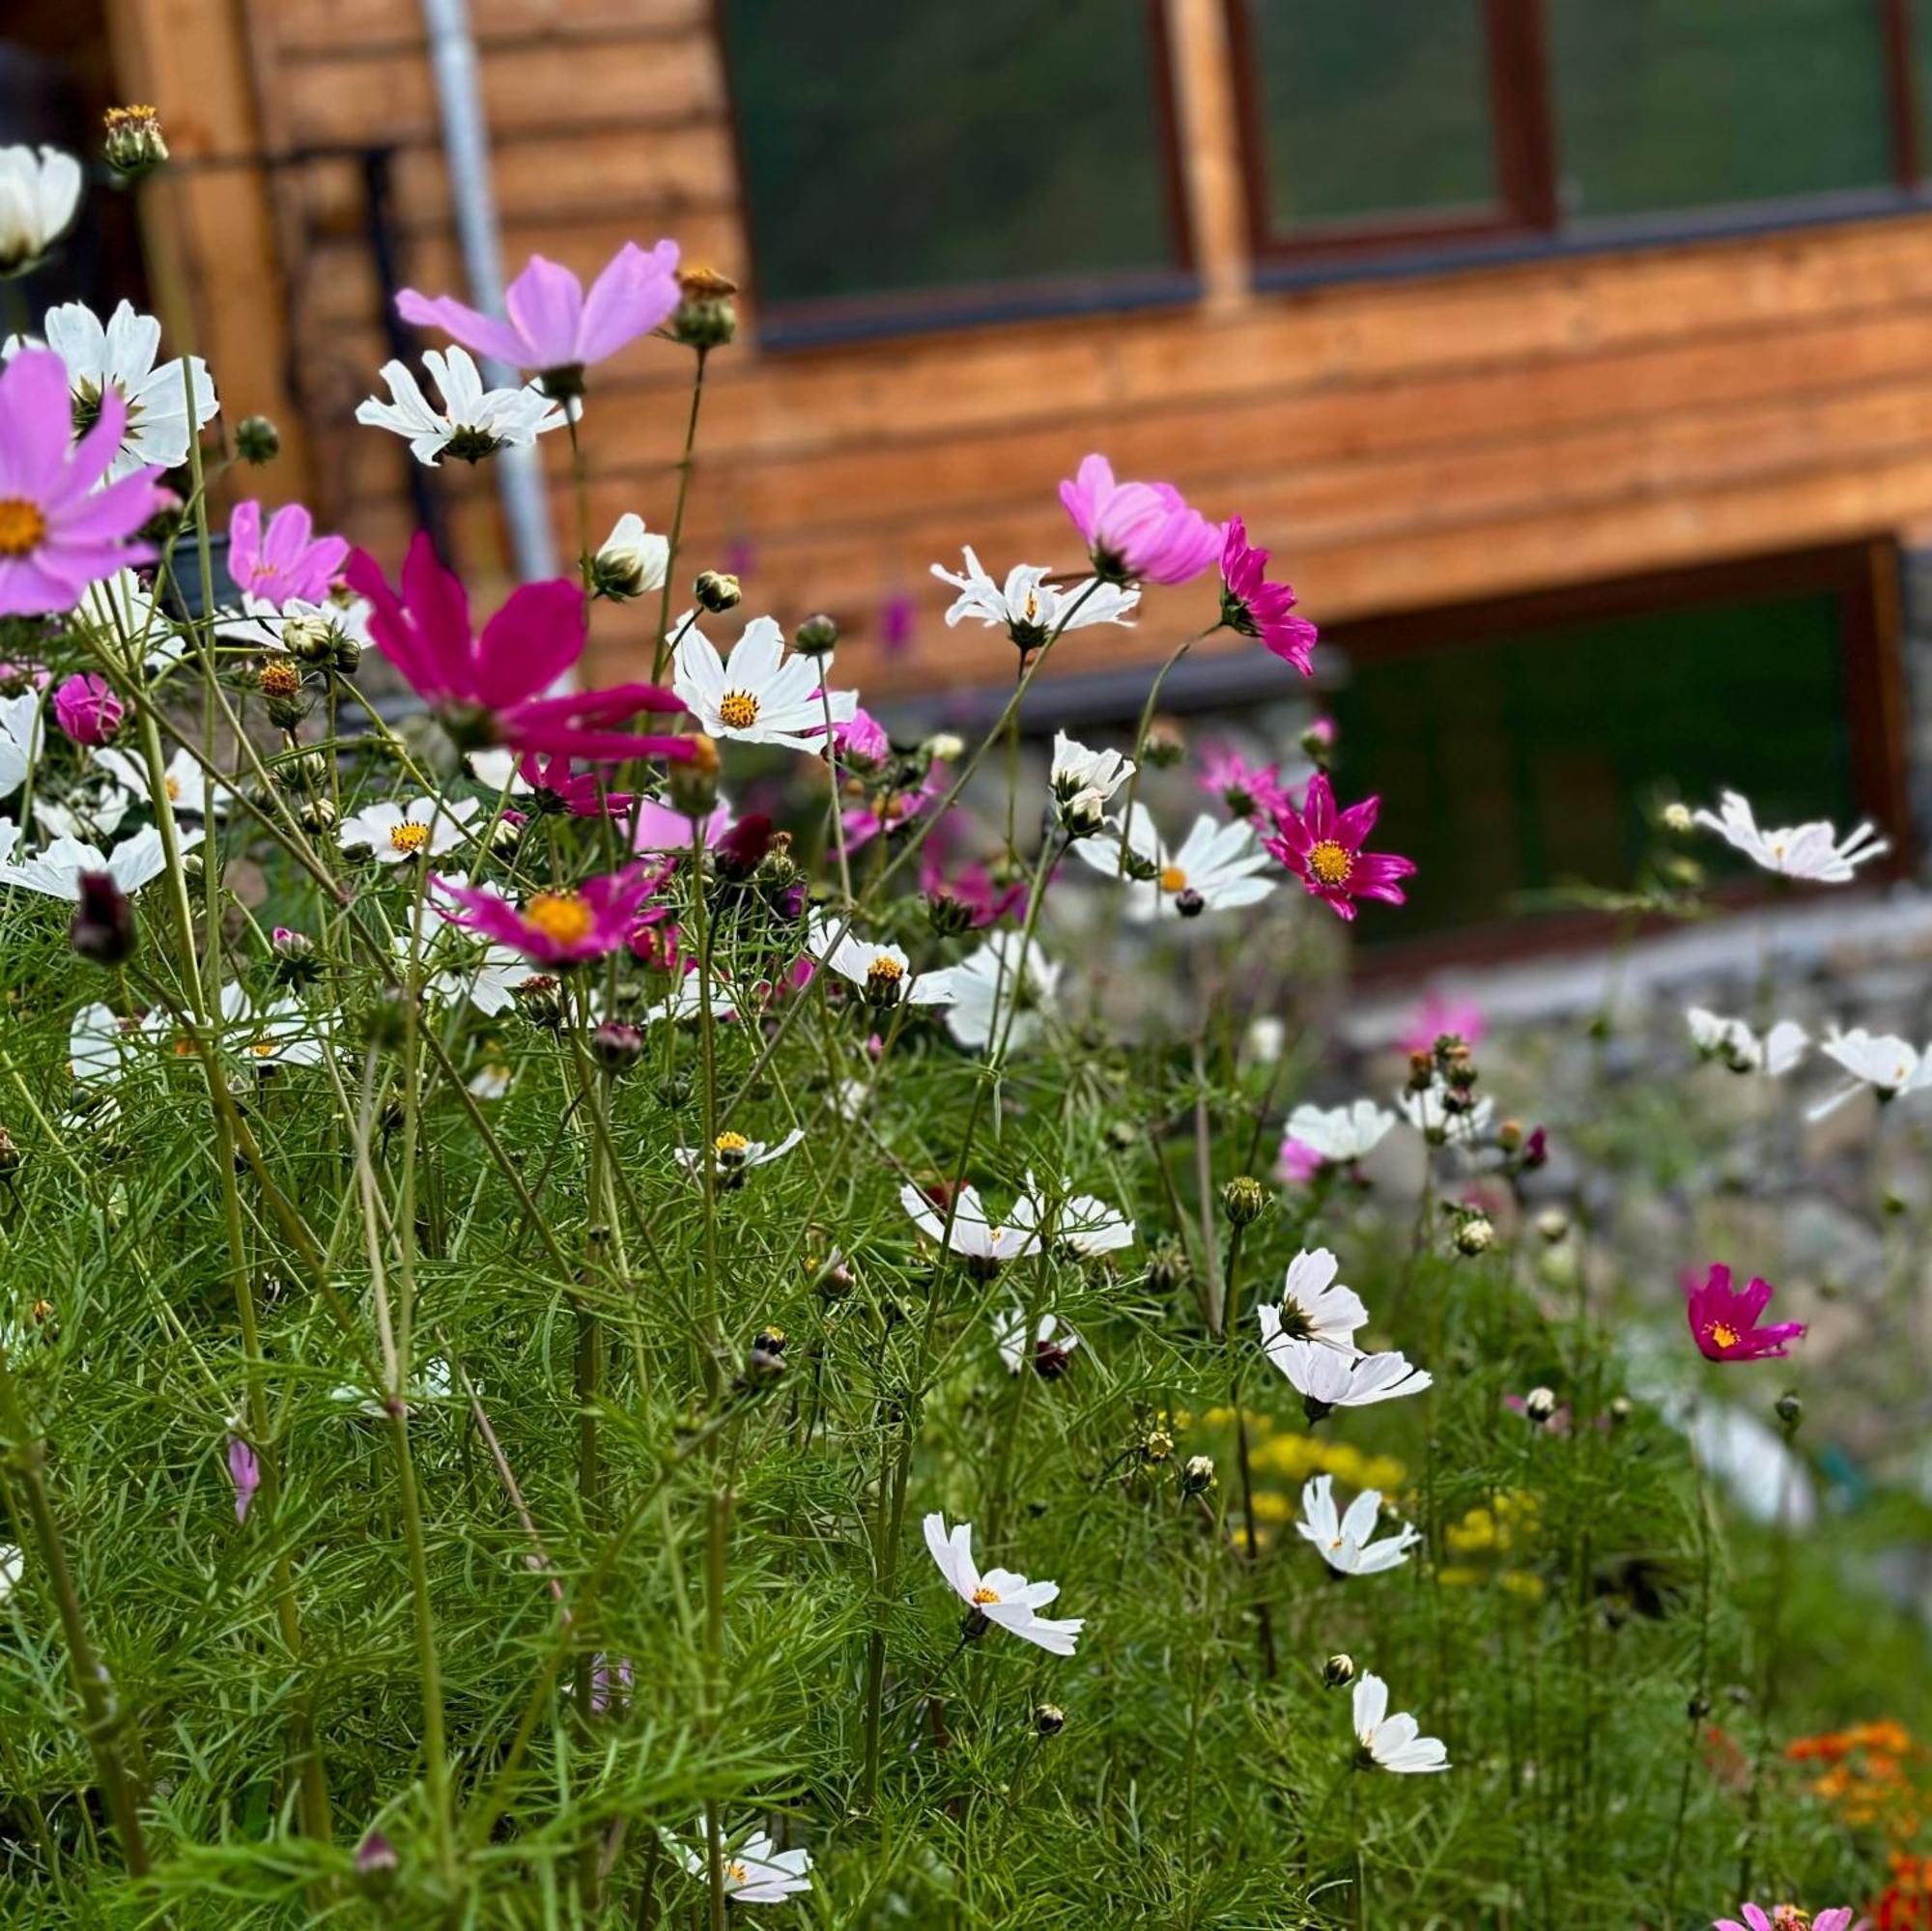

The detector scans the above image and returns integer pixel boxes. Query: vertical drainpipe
[417,0,557,582]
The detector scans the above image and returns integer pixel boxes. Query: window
[720,0,1191,341]
[1323,546,1906,951]
[1229,0,1926,269]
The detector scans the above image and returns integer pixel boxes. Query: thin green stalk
[652,346,710,682]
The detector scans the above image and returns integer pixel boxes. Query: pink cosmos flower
[1200,745,1295,822]
[347,534,691,764]
[1399,993,1486,1056]
[0,349,161,616]
[844,764,946,851]
[1686,1264,1806,1363]
[227,1435,261,1524]
[1220,515,1316,674]
[228,499,348,609]
[835,706,890,765]
[1716,1908,1856,1931]
[397,241,681,380]
[633,795,733,854]
[919,848,1028,928]
[517,751,633,820]
[1263,772,1415,922]
[432,866,662,965]
[1277,1136,1324,1184]
[1059,453,1221,586]
[52,671,124,745]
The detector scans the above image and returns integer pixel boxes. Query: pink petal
[395,289,529,367]
[575,240,681,364]
[502,255,586,367]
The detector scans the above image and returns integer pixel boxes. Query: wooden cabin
[17,0,1932,945]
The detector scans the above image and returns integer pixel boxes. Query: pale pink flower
[228,499,348,609]
[1058,453,1221,586]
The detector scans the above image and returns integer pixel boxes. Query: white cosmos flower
[991,1305,1082,1376]
[922,932,1059,1052]
[1693,788,1887,883]
[0,691,42,801]
[674,1127,805,1182]
[1259,1248,1367,1354]
[34,784,131,844]
[0,146,82,275]
[923,1513,1083,1655]
[672,1826,812,1904]
[466,748,532,795]
[1049,731,1136,832]
[1012,1186,1135,1258]
[339,794,479,865]
[75,567,181,670]
[355,347,564,466]
[95,746,226,820]
[3,824,198,898]
[1686,1008,1807,1077]
[1353,1671,1449,1773]
[672,612,858,752]
[1285,1099,1397,1164]
[1808,1026,1932,1120]
[1073,803,1274,920]
[1264,1335,1432,1418]
[0,1540,20,1602]
[640,975,742,1026]
[70,1001,145,1087]
[1400,1079,1492,1146]
[595,513,668,597]
[468,1063,512,1100]
[216,982,327,1069]
[931,547,1139,647]
[23,300,219,479]
[899,1180,1040,1270]
[1296,1474,1420,1576]
[807,914,953,1009]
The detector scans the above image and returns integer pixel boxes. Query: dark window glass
[1244,0,1501,229]
[723,0,1182,316]
[1332,583,1865,942]
[1545,0,1894,219]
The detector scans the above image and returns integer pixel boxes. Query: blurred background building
[12,0,1932,956]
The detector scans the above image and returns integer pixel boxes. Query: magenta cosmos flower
[1263,773,1415,922]
[53,671,124,745]
[1200,745,1295,822]
[1716,1907,1856,1931]
[229,499,347,609]
[346,535,691,764]
[1059,453,1221,586]
[0,349,160,616]
[1686,1264,1806,1362]
[432,866,661,965]
[397,241,681,384]
[1399,992,1485,1056]
[1220,515,1317,674]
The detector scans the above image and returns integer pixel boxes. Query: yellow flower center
[714,1131,750,1154]
[525,891,594,946]
[1307,839,1353,886]
[387,820,432,855]
[248,1038,276,1058]
[1708,1320,1740,1349]
[971,1585,1001,1604]
[867,955,904,988]
[164,774,181,801]
[1159,865,1187,894]
[259,659,301,697]
[718,690,759,729]
[0,498,46,557]
[725,1860,748,1885]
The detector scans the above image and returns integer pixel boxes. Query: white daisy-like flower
[355,347,565,466]
[1073,803,1275,920]
[991,1305,1082,1376]
[74,567,180,671]
[899,1180,1040,1273]
[922,932,1059,1053]
[0,691,42,801]
[672,612,858,753]
[931,547,1139,648]
[466,748,533,796]
[1808,1026,1932,1121]
[594,513,668,598]
[674,1127,805,1184]
[1353,1670,1449,1773]
[3,824,198,899]
[69,1001,145,1087]
[1259,1248,1366,1354]
[1693,788,1888,883]
[671,1825,813,1904]
[807,914,953,1010]
[1011,1184,1135,1258]
[95,746,226,820]
[1284,1099,1398,1165]
[468,1063,512,1100]
[639,975,743,1026]
[1295,1474,1421,1577]
[1263,1335,1432,1419]
[216,982,327,1069]
[1048,730,1137,832]
[1400,1079,1493,1146]
[0,146,82,275]
[21,300,219,479]
[339,794,480,865]
[0,1540,19,1601]
[1686,1008,1807,1077]
[923,1512,1083,1655]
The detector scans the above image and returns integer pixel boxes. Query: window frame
[1225,0,1930,282]
[713,0,1199,351]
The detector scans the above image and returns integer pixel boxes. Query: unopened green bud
[235,414,280,465]
[1322,1653,1356,1690]
[1220,1176,1269,1227]
[794,612,839,657]
[694,570,741,613]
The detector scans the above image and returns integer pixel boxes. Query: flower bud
[52,672,124,746]
[924,731,965,764]
[672,265,738,350]
[1032,1702,1066,1736]
[1453,1213,1494,1257]
[1140,1428,1174,1464]
[298,796,336,835]
[1535,1207,1570,1243]
[281,611,337,665]
[753,1324,787,1355]
[1146,1239,1190,1294]
[102,103,168,179]
[1220,1176,1269,1227]
[71,871,135,966]
[0,1126,22,1179]
[694,570,741,614]
[1179,1454,1216,1496]
[741,1343,787,1386]
[591,513,668,601]
[924,890,975,937]
[793,612,839,657]
[1775,1390,1803,1433]
[1322,1653,1356,1690]
[713,812,774,883]
[1608,1394,1634,1426]
[590,1020,644,1073]
[515,974,565,1031]
[1496,1119,1523,1154]
[255,656,302,701]
[667,734,720,817]
[355,1829,398,1886]
[1523,1386,1558,1424]
[236,414,280,465]
[331,633,363,675]
[1174,886,1207,920]
[1662,802,1693,834]
[1143,719,1185,768]
[271,926,320,983]
[1063,788,1108,839]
